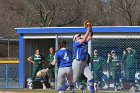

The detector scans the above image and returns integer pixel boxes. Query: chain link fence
[91,38,140,91]
[0,57,19,88]
[57,36,140,91]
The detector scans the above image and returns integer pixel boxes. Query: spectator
[91,50,105,89]
[47,47,55,89]
[107,50,121,91]
[122,47,137,92]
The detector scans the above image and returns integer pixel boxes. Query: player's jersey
[92,56,104,71]
[108,56,121,70]
[47,53,54,64]
[122,49,136,68]
[73,41,88,61]
[54,48,72,68]
[31,54,44,65]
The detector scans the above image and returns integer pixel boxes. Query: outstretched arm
[48,53,58,69]
[107,53,111,63]
[79,23,92,44]
[48,59,57,69]
[86,21,93,42]
[86,30,93,42]
[51,59,57,65]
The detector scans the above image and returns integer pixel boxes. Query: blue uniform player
[72,21,95,93]
[49,40,74,93]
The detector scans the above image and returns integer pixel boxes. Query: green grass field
[0,89,131,93]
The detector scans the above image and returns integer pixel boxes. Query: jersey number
[64,52,69,61]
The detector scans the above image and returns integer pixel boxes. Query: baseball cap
[73,33,81,41]
[111,50,115,54]
[93,50,98,53]
[126,47,131,50]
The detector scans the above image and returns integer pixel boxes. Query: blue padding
[16,27,86,34]
[19,34,24,88]
[16,27,140,34]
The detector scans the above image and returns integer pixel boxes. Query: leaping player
[72,21,95,93]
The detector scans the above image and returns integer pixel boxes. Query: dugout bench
[27,78,50,89]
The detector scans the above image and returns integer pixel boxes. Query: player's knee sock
[61,83,69,91]
[58,86,64,92]
[88,79,95,93]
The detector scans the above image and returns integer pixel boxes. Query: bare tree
[77,0,115,26]
[4,0,83,27]
[30,0,82,27]
[107,0,139,25]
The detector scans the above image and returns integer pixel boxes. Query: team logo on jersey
[34,57,41,60]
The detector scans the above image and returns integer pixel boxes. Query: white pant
[57,67,73,88]
[72,59,93,83]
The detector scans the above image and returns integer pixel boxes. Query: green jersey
[109,56,121,69]
[122,49,136,68]
[47,53,54,64]
[91,56,105,71]
[31,54,44,65]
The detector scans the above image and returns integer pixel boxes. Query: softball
[86,22,90,25]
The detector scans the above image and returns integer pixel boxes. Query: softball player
[122,48,137,92]
[72,21,95,93]
[47,47,55,88]
[77,53,91,92]
[107,50,121,91]
[27,49,45,80]
[91,50,105,89]
[49,40,74,93]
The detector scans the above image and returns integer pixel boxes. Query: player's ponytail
[58,39,67,49]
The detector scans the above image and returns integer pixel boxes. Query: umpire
[122,47,137,92]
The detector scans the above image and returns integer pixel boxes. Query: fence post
[19,34,24,88]
[55,35,58,90]
[6,64,8,88]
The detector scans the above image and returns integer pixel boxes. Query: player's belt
[75,59,85,62]
[63,65,72,67]
[59,66,72,68]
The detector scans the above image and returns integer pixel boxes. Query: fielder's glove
[84,20,92,28]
